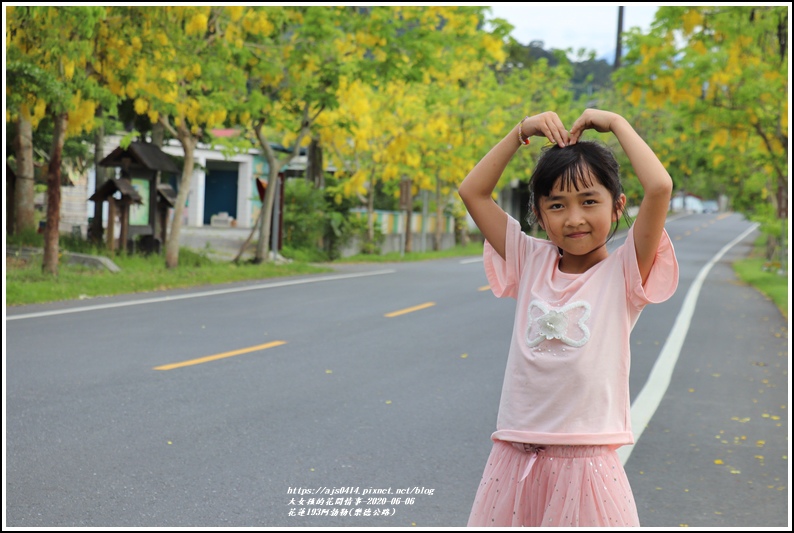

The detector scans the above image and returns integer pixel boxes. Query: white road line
[459,257,483,264]
[6,269,396,321]
[619,223,759,465]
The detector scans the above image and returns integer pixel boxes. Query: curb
[6,246,121,273]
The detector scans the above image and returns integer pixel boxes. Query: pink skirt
[467,440,640,527]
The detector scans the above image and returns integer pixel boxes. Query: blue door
[204,169,238,225]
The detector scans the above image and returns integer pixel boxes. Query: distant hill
[504,40,615,100]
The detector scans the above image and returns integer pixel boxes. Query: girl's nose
[565,208,586,226]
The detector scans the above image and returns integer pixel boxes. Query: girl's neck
[558,246,609,274]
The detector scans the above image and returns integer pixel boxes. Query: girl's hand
[569,109,621,144]
[521,111,570,148]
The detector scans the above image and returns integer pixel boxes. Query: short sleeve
[483,215,528,299]
[623,225,679,308]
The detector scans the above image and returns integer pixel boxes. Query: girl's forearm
[459,124,522,201]
[611,117,673,198]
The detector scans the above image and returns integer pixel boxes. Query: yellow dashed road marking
[384,302,436,317]
[154,340,287,370]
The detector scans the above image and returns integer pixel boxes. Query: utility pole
[614,6,624,70]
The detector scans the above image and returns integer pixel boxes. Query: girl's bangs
[556,162,596,193]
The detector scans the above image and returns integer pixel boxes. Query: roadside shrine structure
[88,176,142,253]
[93,141,181,253]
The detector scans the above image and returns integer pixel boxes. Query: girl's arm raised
[569,109,673,284]
[459,112,569,260]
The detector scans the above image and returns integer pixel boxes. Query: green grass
[4,236,488,306]
[6,248,331,307]
[732,239,788,320]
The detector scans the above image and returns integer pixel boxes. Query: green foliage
[6,228,44,248]
[175,247,216,268]
[280,177,384,260]
[4,59,70,113]
[282,178,327,250]
[318,209,381,260]
[613,5,788,261]
[6,228,109,254]
[280,245,327,264]
[323,211,360,260]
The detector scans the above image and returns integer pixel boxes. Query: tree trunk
[250,105,315,262]
[14,115,36,234]
[6,163,16,235]
[367,169,376,243]
[252,123,279,263]
[434,173,443,251]
[405,208,413,253]
[776,173,787,268]
[42,112,68,275]
[403,179,413,254]
[152,120,165,250]
[165,124,196,269]
[233,207,264,263]
[152,121,165,148]
[306,136,324,188]
[90,108,106,244]
[252,121,309,263]
[255,155,278,263]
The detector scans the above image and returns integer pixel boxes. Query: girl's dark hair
[527,140,629,243]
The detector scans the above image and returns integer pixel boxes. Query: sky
[485,3,660,63]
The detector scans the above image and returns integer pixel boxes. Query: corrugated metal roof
[99,141,180,174]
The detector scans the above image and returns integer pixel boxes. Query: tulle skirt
[467,440,640,527]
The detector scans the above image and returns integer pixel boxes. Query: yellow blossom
[186,13,208,36]
[63,59,75,80]
[134,98,149,115]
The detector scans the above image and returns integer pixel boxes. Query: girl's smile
[538,178,625,273]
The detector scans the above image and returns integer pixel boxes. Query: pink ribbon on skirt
[512,442,545,482]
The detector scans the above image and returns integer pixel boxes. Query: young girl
[459,110,679,527]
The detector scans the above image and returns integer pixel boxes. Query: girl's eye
[583,199,597,205]
[548,203,563,210]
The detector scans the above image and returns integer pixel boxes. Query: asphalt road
[4,213,789,528]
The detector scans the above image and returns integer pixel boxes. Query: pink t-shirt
[484,215,679,447]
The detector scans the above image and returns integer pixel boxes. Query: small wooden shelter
[155,183,177,247]
[95,141,181,252]
[88,178,143,252]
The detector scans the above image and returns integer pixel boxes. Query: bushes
[282,178,327,251]
[281,178,383,261]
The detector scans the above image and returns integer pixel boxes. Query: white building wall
[237,159,253,227]
[189,155,206,227]
[133,136,258,228]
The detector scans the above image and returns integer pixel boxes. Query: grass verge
[5,241,485,307]
[5,248,331,307]
[732,238,788,320]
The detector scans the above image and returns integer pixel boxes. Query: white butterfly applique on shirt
[525,300,591,348]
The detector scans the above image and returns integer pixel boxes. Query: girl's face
[536,174,625,272]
